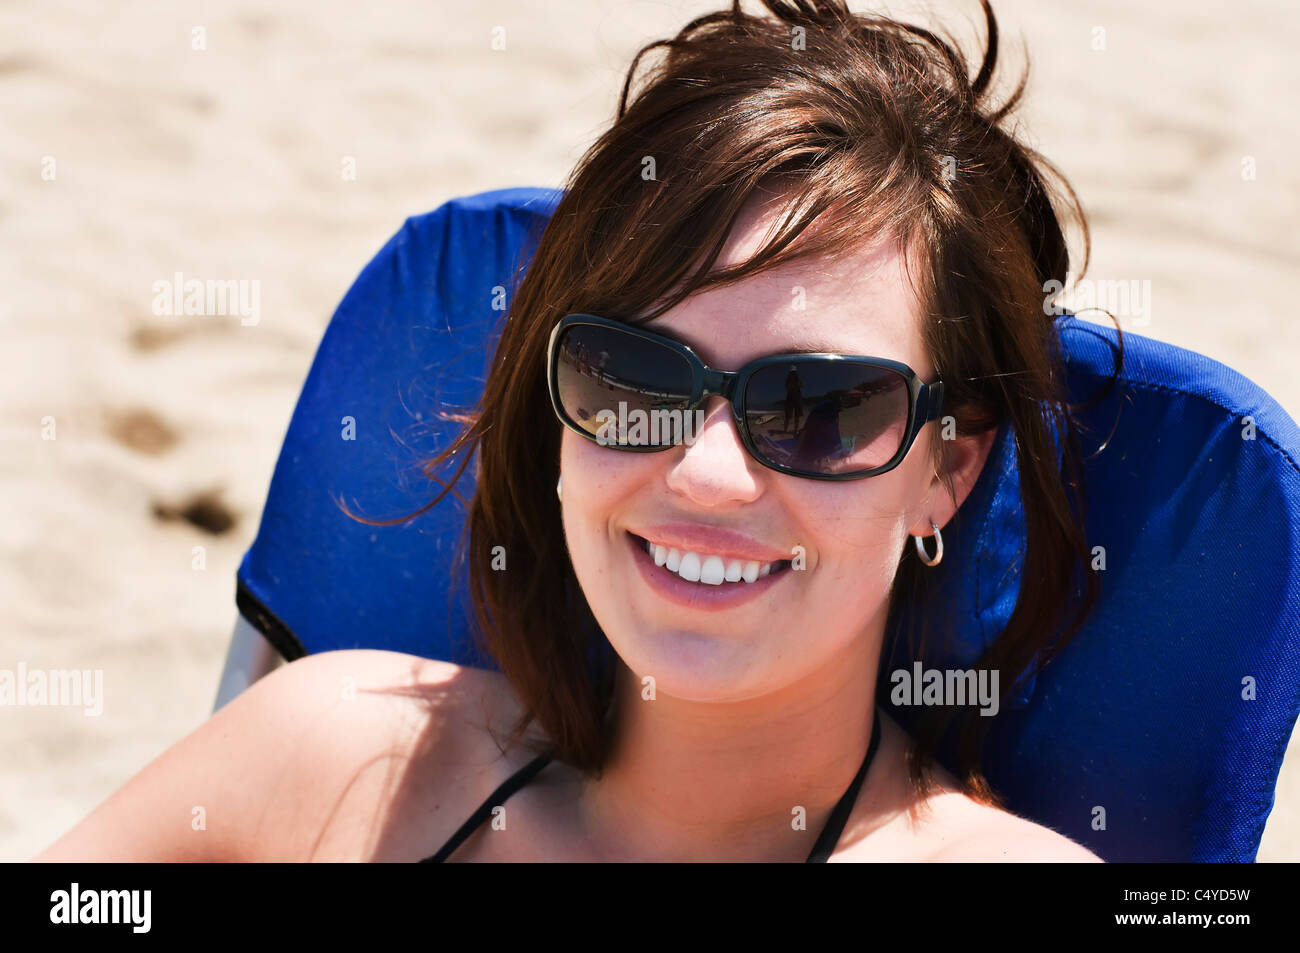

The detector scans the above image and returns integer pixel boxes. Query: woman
[36,0,1107,862]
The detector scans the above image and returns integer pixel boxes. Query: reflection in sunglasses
[593,402,707,447]
[557,324,918,476]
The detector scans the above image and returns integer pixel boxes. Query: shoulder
[215,649,503,786]
[228,649,522,860]
[921,794,1104,862]
[34,650,515,862]
[833,713,1102,863]
[249,648,505,730]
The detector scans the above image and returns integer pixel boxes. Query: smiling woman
[378,0,1111,861]
[33,0,1112,865]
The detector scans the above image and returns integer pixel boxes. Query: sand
[1,0,1296,861]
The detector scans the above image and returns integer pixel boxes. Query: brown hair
[361,0,1117,808]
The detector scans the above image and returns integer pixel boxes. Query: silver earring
[556,475,563,501]
[913,520,943,567]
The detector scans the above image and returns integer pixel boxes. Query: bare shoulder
[237,648,508,769]
[33,649,514,863]
[222,649,521,861]
[834,714,1102,863]
[919,792,1104,863]
[258,648,508,731]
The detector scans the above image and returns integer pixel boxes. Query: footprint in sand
[104,407,179,454]
[151,487,237,536]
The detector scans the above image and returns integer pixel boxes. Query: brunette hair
[361,0,1118,807]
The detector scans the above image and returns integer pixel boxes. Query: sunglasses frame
[546,313,946,481]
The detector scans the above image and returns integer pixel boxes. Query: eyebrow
[636,317,870,361]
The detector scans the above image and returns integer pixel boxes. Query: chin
[608,623,779,703]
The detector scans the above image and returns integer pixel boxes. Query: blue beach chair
[221,187,1300,862]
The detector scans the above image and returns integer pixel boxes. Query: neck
[574,628,885,862]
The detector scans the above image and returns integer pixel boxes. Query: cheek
[560,431,643,520]
[792,477,916,609]
[559,432,649,572]
[560,434,674,649]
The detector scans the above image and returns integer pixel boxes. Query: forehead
[642,189,930,376]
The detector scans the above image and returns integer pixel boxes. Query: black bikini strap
[420,754,553,862]
[423,713,881,863]
[805,708,882,863]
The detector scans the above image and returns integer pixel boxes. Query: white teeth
[699,555,726,585]
[640,536,782,586]
[677,551,702,582]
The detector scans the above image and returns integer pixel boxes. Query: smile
[635,535,790,585]
[626,532,794,611]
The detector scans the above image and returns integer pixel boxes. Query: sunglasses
[546,314,945,480]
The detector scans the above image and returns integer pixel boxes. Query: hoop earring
[556,475,563,501]
[913,520,943,567]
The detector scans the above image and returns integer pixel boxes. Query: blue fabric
[237,187,560,667]
[237,186,1300,862]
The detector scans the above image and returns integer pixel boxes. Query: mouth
[630,532,793,584]
[626,531,794,611]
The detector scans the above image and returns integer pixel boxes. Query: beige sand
[1,0,1296,861]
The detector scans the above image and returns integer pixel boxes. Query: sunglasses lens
[554,323,694,447]
[744,361,910,475]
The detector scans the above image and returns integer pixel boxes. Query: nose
[663,397,763,506]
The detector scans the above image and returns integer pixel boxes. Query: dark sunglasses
[546,314,945,480]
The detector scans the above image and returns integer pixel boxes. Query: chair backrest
[237,186,1300,861]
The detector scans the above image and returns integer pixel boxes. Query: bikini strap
[419,754,553,862]
[421,710,881,863]
[805,707,882,863]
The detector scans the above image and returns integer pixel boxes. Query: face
[558,190,959,704]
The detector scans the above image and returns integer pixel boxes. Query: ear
[908,425,999,537]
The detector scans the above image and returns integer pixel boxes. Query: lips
[626,531,793,611]
[633,534,789,585]
[630,521,791,565]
